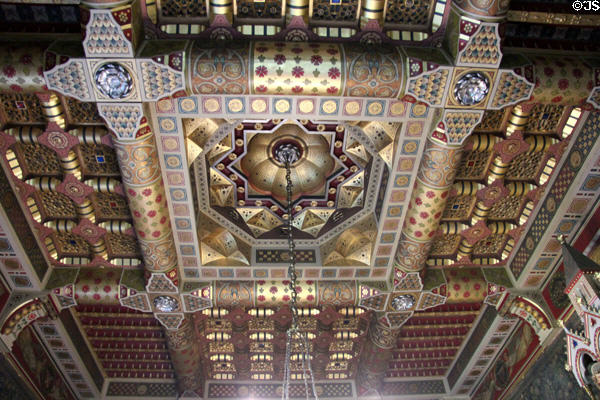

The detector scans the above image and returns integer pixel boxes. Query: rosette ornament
[239,123,336,203]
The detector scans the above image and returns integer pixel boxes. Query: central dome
[240,123,335,203]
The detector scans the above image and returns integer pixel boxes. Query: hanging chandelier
[276,143,320,400]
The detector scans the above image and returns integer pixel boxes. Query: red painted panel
[10,325,77,400]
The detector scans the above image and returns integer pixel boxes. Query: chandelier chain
[281,160,319,400]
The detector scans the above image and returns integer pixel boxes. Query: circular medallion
[153,295,179,312]
[47,131,69,149]
[275,99,290,113]
[228,98,243,113]
[160,118,175,132]
[157,99,172,112]
[412,103,427,116]
[367,101,383,115]
[322,100,337,114]
[344,100,360,115]
[299,99,314,114]
[570,150,582,169]
[204,98,220,113]
[453,72,490,106]
[251,99,267,113]
[391,294,416,311]
[390,102,406,116]
[64,181,84,197]
[94,63,133,99]
[180,98,196,112]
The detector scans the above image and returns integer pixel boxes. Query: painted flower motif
[415,231,422,237]
[152,230,161,238]
[409,217,417,224]
[295,287,302,293]
[269,286,278,294]
[256,46,268,53]
[134,210,141,218]
[160,216,167,224]
[415,197,423,205]
[306,280,313,285]
[93,294,101,301]
[142,188,152,196]
[327,86,338,94]
[155,194,162,203]
[558,79,569,90]
[138,231,146,238]
[82,285,90,293]
[256,84,268,93]
[453,284,461,291]
[9,84,21,92]
[306,295,314,301]
[328,67,341,79]
[474,283,481,290]
[552,95,563,103]
[291,47,303,54]
[463,291,471,298]
[292,86,303,93]
[274,54,286,65]
[258,295,266,302]
[127,189,136,197]
[420,211,429,218]
[543,67,554,77]
[20,54,32,65]
[310,55,323,65]
[258,280,266,285]
[426,191,435,199]
[255,66,268,78]
[2,65,15,78]
[282,295,290,302]
[171,57,182,68]
[326,48,338,55]
[103,285,111,293]
[292,66,304,78]
[147,210,157,217]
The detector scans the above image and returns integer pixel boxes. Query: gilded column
[98,104,178,278]
[356,318,400,395]
[360,0,386,29]
[524,55,599,107]
[394,137,463,273]
[394,110,482,273]
[164,317,204,393]
[285,0,310,23]
[0,43,49,93]
[452,0,511,21]
[210,0,233,24]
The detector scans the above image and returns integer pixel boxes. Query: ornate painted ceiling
[0,1,599,400]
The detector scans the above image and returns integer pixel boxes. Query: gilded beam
[188,40,406,97]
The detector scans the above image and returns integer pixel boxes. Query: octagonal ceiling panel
[189,119,393,249]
